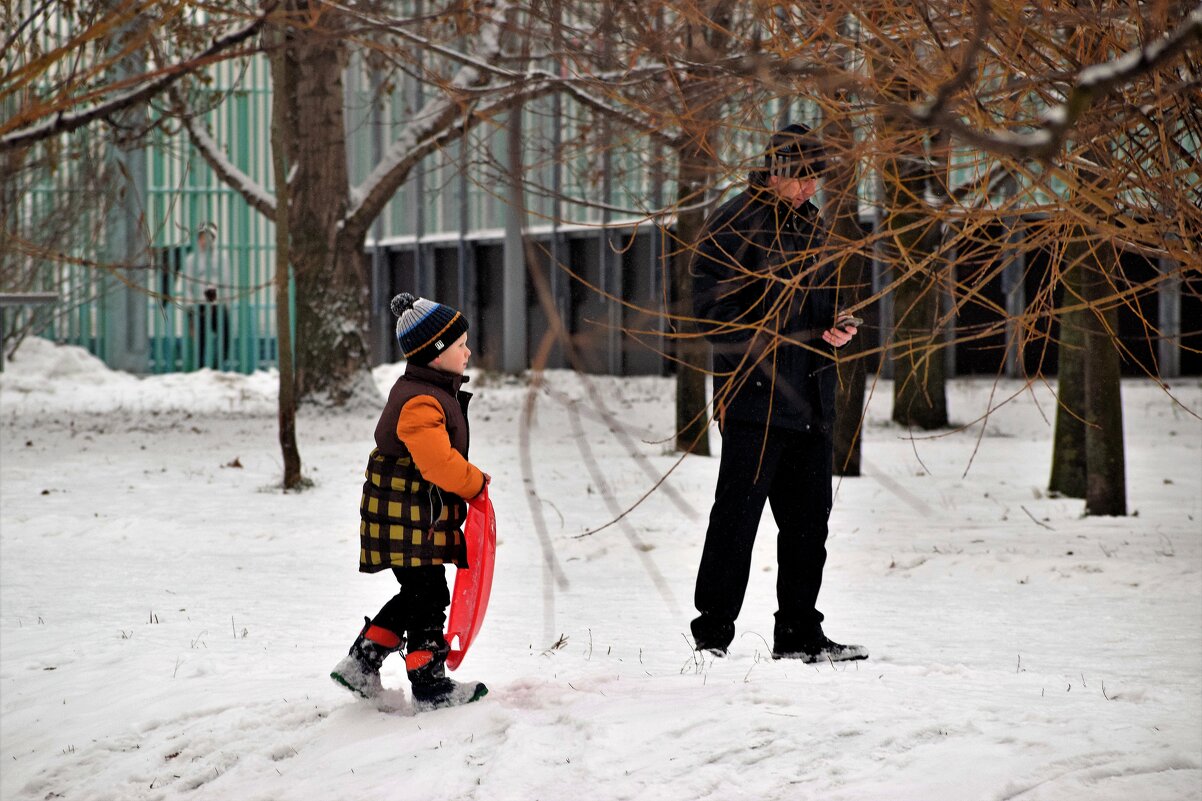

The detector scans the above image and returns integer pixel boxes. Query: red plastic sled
[445,485,497,671]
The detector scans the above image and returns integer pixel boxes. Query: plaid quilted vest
[358,364,473,572]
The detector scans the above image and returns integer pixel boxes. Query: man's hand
[822,316,860,348]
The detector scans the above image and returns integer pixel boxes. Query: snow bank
[2,338,280,416]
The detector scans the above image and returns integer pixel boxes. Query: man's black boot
[691,614,735,657]
[772,622,868,663]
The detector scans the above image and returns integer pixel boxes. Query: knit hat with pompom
[391,292,468,366]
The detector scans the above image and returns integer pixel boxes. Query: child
[331,292,488,708]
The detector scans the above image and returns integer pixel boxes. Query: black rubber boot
[331,617,404,698]
[406,633,487,709]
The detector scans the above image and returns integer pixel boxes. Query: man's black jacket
[691,187,839,433]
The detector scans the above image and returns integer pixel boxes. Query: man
[183,221,233,369]
[689,123,867,663]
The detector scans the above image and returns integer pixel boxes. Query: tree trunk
[672,143,711,455]
[286,2,372,406]
[269,23,304,489]
[1082,248,1127,516]
[872,46,948,431]
[824,103,869,475]
[1058,23,1125,515]
[883,149,948,430]
[1049,249,1087,497]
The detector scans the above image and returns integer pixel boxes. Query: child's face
[429,332,471,375]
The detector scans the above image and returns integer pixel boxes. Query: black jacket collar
[403,362,469,394]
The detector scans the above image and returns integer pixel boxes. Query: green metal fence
[142,54,284,375]
[9,44,289,375]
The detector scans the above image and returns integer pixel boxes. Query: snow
[2,337,1200,800]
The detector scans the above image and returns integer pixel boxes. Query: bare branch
[171,87,277,221]
[344,0,513,234]
[909,3,1202,159]
[0,1,279,153]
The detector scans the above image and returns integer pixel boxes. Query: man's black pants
[189,303,231,369]
[694,422,833,645]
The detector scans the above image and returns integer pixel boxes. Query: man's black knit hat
[392,292,468,365]
[764,123,826,178]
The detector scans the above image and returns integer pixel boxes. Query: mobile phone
[836,315,863,330]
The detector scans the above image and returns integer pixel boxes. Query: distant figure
[689,123,867,664]
[183,221,232,369]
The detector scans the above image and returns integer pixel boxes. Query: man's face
[769,175,819,207]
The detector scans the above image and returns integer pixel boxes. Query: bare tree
[267,18,304,489]
[177,0,681,405]
[5,0,1200,509]
[0,2,277,152]
[1,1,272,358]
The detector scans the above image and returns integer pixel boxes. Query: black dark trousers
[189,304,231,369]
[694,422,833,642]
[370,565,450,644]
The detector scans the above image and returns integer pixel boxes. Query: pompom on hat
[392,292,468,366]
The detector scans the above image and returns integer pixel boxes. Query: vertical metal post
[1158,256,1181,378]
[1001,216,1027,377]
[649,139,665,375]
[548,105,564,368]
[546,0,568,369]
[872,205,893,379]
[502,106,528,372]
[943,235,957,379]
[103,17,150,373]
[602,134,620,375]
[369,62,390,363]
[457,137,472,325]
[410,12,431,298]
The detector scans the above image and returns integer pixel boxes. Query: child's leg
[398,565,451,682]
[398,566,464,700]
[394,564,450,639]
[329,573,410,698]
[397,564,489,706]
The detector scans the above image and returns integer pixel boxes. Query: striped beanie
[764,123,826,178]
[391,292,468,365]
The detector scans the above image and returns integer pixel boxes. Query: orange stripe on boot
[365,625,401,649]
[405,650,434,671]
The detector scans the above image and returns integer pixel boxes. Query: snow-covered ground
[2,336,1200,801]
